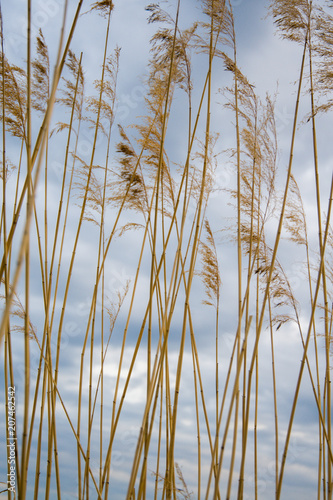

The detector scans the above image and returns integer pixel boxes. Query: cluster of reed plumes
[0,0,332,498]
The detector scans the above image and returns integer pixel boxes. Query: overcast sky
[1,0,332,499]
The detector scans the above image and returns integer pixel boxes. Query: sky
[0,0,332,499]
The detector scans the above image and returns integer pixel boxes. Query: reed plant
[0,0,332,498]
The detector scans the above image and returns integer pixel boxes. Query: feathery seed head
[90,0,114,18]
